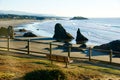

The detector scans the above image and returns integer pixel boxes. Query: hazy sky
[0,0,120,17]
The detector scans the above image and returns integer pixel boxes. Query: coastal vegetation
[0,26,14,38]
[0,27,8,37]
[0,14,59,20]
[0,51,120,80]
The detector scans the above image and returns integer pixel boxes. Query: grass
[0,72,15,80]
[0,51,120,80]
[78,65,120,76]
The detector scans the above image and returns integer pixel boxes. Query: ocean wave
[15,19,120,45]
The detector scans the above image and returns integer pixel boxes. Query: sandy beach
[0,19,119,65]
[0,19,38,28]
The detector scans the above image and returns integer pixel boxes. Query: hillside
[0,10,62,20]
[0,51,120,80]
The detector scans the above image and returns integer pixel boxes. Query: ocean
[15,18,120,45]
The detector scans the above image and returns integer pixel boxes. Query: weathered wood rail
[46,53,73,68]
[0,37,120,66]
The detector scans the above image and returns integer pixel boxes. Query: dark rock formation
[23,32,37,37]
[37,29,39,30]
[19,29,27,32]
[63,42,72,48]
[53,23,74,42]
[94,40,120,57]
[62,42,72,52]
[70,16,88,20]
[76,28,88,44]
[79,44,87,48]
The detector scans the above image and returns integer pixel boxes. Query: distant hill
[70,16,88,20]
[0,10,62,20]
[0,10,55,17]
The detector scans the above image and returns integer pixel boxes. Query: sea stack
[23,32,37,37]
[53,23,74,42]
[76,28,88,44]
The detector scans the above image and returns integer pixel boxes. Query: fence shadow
[85,49,109,56]
[0,37,120,65]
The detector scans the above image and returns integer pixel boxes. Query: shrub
[24,69,67,80]
[0,27,8,37]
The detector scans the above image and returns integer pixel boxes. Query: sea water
[15,18,120,45]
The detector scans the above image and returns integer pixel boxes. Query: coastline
[0,19,119,64]
[0,19,39,28]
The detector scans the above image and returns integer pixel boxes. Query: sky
[0,0,120,18]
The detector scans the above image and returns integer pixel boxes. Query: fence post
[49,42,53,64]
[27,39,30,54]
[89,47,92,61]
[110,49,113,63]
[68,45,71,58]
[7,36,10,51]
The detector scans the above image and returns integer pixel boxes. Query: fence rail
[0,37,120,65]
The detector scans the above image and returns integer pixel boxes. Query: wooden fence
[0,37,120,65]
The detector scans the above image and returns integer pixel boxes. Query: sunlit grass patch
[0,51,120,80]
[78,65,120,76]
[0,72,15,80]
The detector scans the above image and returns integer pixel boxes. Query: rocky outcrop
[23,32,37,37]
[70,16,88,20]
[76,28,88,44]
[79,44,87,48]
[19,29,27,32]
[94,40,120,57]
[53,23,74,42]
[63,42,72,48]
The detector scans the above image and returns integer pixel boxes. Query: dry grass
[0,18,119,80]
[0,51,120,80]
